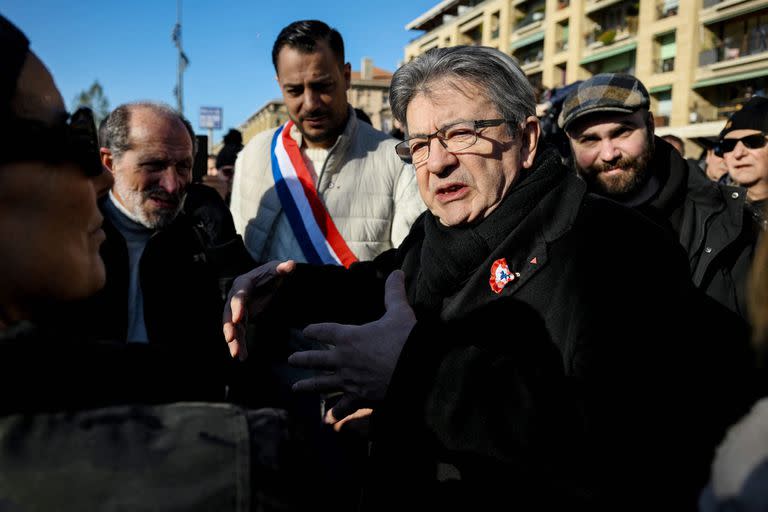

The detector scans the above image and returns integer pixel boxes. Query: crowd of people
[2,11,768,511]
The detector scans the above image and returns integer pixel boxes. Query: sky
[2,0,437,144]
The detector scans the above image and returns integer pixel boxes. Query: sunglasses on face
[715,133,768,157]
[0,107,102,176]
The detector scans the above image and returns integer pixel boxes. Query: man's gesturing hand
[223,260,295,361]
[288,270,416,419]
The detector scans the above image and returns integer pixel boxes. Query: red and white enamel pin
[489,258,520,294]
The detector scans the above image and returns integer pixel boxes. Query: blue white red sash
[271,121,357,267]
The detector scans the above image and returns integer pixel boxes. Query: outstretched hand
[288,270,416,419]
[223,260,296,361]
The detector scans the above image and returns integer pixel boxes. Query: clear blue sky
[2,0,436,144]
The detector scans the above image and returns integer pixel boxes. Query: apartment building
[404,0,768,150]
[348,58,395,133]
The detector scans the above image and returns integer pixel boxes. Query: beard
[576,139,654,197]
[113,174,186,230]
[291,108,346,145]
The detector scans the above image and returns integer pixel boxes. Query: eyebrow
[282,75,334,88]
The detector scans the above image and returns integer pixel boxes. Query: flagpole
[176,0,184,114]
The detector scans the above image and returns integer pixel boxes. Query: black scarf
[410,145,567,315]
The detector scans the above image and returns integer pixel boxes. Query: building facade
[349,58,395,133]
[404,0,768,149]
[237,99,289,147]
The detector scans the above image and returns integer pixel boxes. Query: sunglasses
[715,133,767,157]
[0,107,102,176]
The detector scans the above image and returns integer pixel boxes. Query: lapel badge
[490,258,519,294]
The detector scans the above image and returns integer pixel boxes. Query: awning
[693,68,768,88]
[649,84,673,94]
[579,42,637,64]
[510,31,545,50]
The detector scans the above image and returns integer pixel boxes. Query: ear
[100,148,115,173]
[520,116,541,169]
[343,62,351,91]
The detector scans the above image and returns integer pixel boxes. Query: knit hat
[558,73,650,131]
[719,96,768,138]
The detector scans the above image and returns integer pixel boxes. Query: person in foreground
[0,14,318,511]
[699,209,768,511]
[225,46,756,510]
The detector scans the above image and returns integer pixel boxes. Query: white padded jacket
[229,110,425,263]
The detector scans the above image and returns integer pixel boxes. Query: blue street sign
[199,106,222,130]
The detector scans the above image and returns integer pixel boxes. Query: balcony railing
[517,49,544,66]
[515,7,546,29]
[702,0,721,8]
[654,56,675,72]
[698,31,768,65]
[584,22,638,46]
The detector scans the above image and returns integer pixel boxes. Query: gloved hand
[288,270,417,419]
[223,260,295,361]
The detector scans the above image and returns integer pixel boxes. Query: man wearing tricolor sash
[229,20,425,266]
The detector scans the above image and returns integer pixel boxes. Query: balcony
[515,7,546,30]
[584,21,638,48]
[556,39,570,52]
[584,1,639,48]
[699,31,768,66]
[654,56,676,72]
[515,44,545,70]
[700,0,768,25]
[656,0,679,18]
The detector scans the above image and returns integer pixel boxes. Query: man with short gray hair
[66,101,253,399]
[224,47,751,509]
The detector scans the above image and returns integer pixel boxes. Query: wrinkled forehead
[405,78,494,131]
[11,51,66,126]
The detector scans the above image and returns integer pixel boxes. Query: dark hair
[222,128,242,146]
[101,102,197,159]
[271,20,344,72]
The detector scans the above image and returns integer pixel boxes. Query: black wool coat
[269,146,756,511]
[55,184,255,402]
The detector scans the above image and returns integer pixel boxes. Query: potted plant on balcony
[598,29,617,45]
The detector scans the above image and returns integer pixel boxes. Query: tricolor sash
[271,121,358,267]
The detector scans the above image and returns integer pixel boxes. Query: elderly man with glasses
[223,46,755,510]
[718,96,768,231]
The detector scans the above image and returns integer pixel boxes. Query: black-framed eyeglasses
[715,133,768,157]
[394,118,514,164]
[0,107,102,177]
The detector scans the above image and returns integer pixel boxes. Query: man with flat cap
[562,73,760,319]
